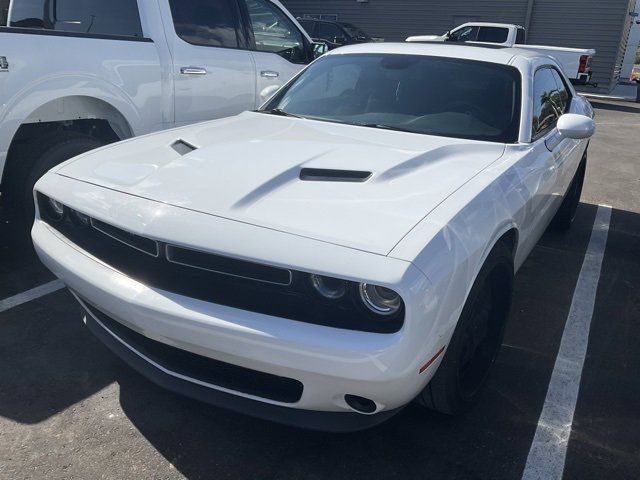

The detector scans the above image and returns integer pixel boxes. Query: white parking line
[521,205,612,480]
[0,280,65,314]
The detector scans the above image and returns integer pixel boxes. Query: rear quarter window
[5,0,143,37]
[477,27,509,43]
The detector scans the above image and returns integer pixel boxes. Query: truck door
[240,0,308,106]
[161,0,256,125]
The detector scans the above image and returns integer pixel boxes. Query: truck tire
[10,132,104,228]
[551,154,586,231]
[416,241,513,415]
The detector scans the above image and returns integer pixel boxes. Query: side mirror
[311,41,328,59]
[557,113,595,139]
[546,114,595,151]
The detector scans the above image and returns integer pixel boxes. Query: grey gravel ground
[0,99,638,480]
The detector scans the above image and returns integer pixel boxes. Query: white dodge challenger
[32,43,595,431]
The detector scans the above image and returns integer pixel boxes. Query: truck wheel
[551,155,587,231]
[416,242,513,415]
[12,132,105,227]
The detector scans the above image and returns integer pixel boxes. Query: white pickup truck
[407,23,595,86]
[0,0,322,222]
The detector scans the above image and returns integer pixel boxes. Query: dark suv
[297,18,371,49]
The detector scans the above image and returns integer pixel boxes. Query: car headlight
[44,197,65,221]
[359,283,402,316]
[310,274,347,299]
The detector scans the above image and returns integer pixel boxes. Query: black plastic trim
[82,300,303,403]
[300,168,372,182]
[81,301,402,432]
[0,26,153,42]
[166,245,292,286]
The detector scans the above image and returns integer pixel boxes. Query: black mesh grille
[83,301,303,403]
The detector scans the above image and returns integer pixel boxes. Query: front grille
[38,193,404,333]
[83,301,303,403]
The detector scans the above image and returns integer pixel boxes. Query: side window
[516,28,526,45]
[532,68,562,139]
[448,26,478,42]
[316,22,342,42]
[245,0,306,64]
[551,69,571,113]
[7,0,143,37]
[298,19,315,36]
[168,0,240,48]
[0,0,8,26]
[477,27,509,43]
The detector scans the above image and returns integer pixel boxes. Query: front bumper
[80,298,401,431]
[31,176,446,430]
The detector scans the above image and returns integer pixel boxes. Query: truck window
[7,0,143,37]
[447,26,478,42]
[532,68,562,139]
[168,0,241,48]
[476,27,509,43]
[516,28,526,44]
[0,0,8,26]
[298,19,315,36]
[316,22,342,42]
[245,0,306,64]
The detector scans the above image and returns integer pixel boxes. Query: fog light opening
[344,394,377,414]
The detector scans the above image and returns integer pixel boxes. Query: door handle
[261,70,280,78]
[0,56,8,71]
[545,129,563,151]
[180,66,207,75]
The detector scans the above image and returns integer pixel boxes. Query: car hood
[56,112,505,255]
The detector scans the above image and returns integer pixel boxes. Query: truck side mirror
[311,41,328,59]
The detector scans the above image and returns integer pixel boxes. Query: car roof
[324,42,542,65]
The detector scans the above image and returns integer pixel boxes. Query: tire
[7,132,104,227]
[416,242,514,415]
[551,154,587,231]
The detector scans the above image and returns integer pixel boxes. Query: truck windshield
[263,54,521,143]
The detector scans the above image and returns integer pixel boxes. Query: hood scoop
[299,168,372,183]
[171,139,197,156]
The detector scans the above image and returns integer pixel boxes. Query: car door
[518,68,562,256]
[547,68,584,196]
[241,0,309,106]
[161,0,256,125]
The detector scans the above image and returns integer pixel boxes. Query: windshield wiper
[358,123,415,133]
[256,108,304,119]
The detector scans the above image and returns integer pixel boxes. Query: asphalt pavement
[0,99,638,480]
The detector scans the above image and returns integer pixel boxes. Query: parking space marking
[521,205,612,480]
[0,280,64,314]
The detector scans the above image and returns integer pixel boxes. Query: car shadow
[0,211,55,298]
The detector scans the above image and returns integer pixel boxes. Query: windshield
[263,54,521,143]
[339,22,368,39]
